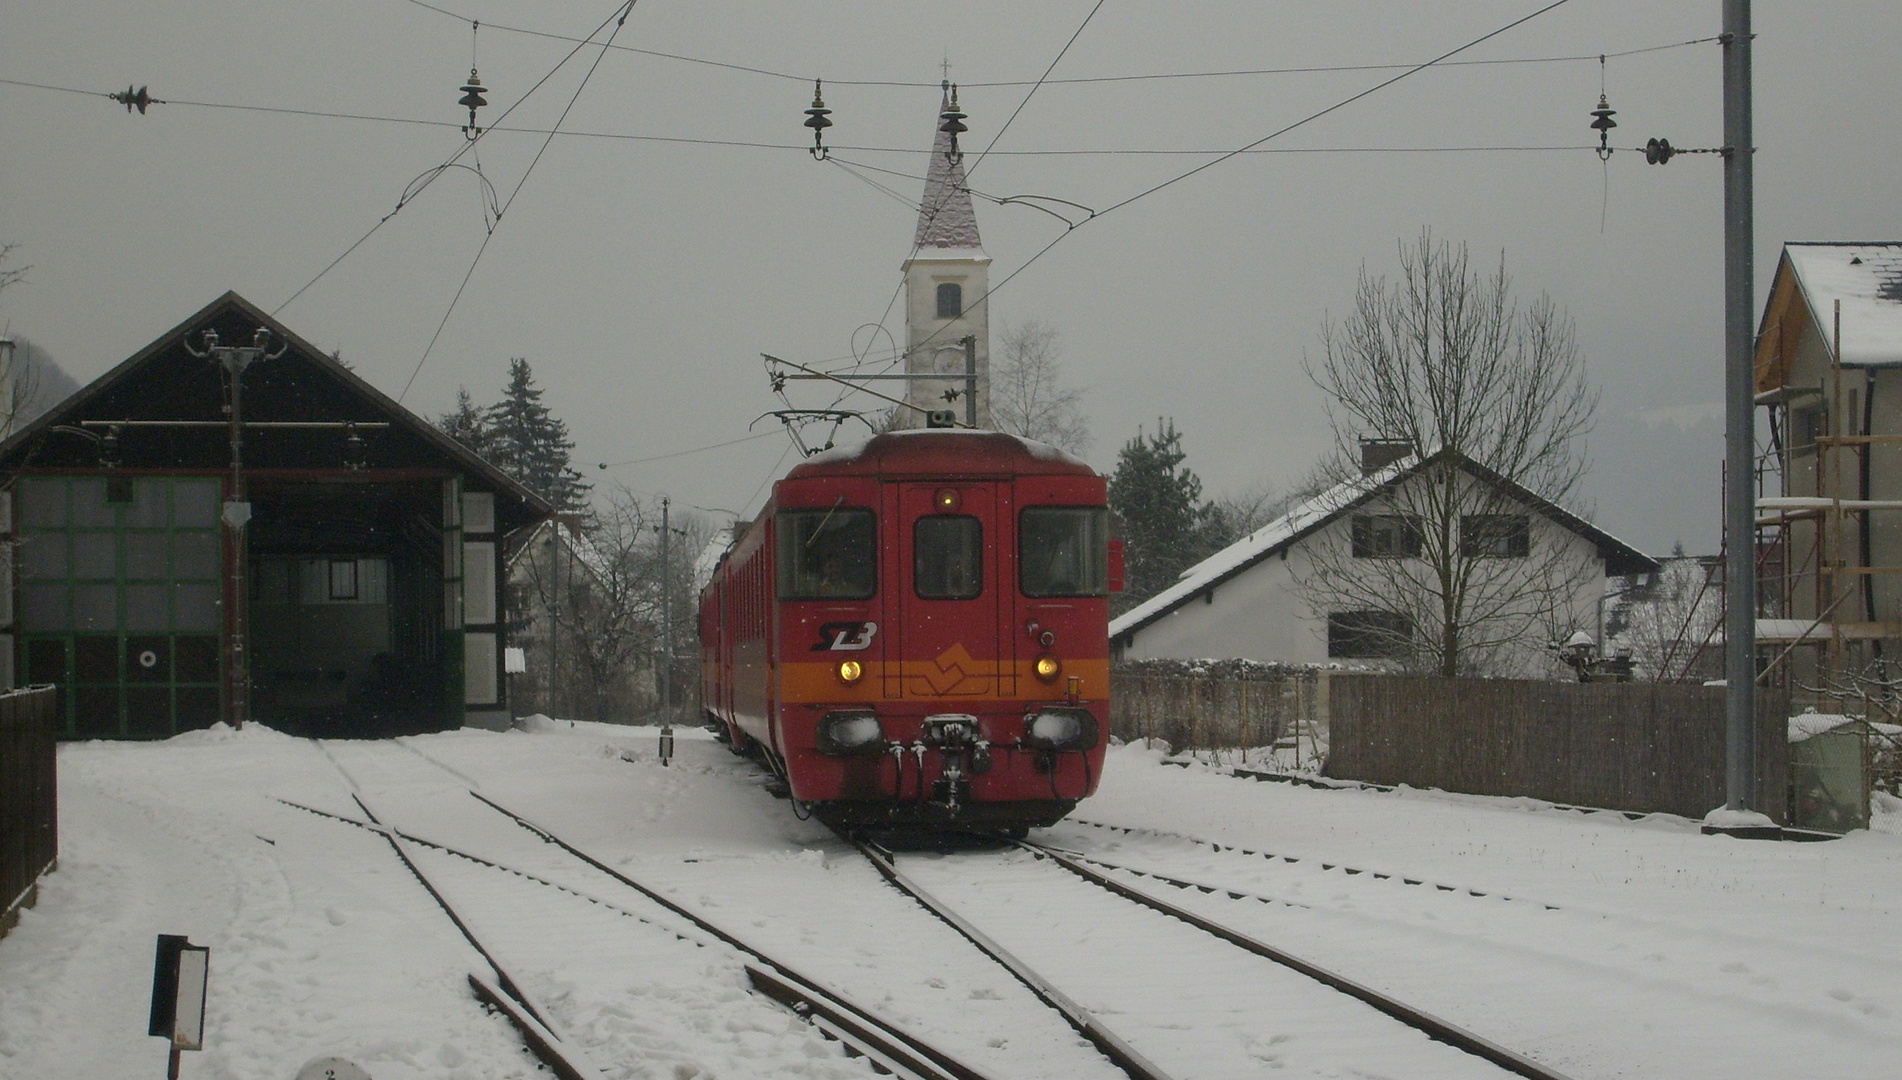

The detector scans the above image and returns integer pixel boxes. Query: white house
[1111,449,1656,677]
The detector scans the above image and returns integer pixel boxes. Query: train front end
[772,431,1114,831]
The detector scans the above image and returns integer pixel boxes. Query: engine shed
[0,292,552,739]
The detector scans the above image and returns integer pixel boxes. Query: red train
[699,429,1120,831]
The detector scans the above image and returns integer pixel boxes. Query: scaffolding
[1756,299,1902,712]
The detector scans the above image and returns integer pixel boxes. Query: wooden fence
[1324,674,1789,822]
[1109,666,1321,760]
[2,685,60,939]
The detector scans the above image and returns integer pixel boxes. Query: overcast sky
[5,1,1900,553]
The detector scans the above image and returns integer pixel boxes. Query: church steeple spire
[913,82,983,250]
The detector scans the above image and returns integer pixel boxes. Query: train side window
[914,516,983,600]
[1020,507,1109,597]
[777,507,877,600]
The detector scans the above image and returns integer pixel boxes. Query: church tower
[899,83,991,428]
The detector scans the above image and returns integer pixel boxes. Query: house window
[1462,514,1530,558]
[328,558,359,601]
[936,282,962,319]
[1328,610,1413,659]
[1792,403,1827,455]
[1351,514,1421,558]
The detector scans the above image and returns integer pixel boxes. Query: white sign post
[149,935,209,1079]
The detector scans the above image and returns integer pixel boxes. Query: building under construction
[1754,242,1902,712]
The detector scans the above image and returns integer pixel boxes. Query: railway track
[848,830,1578,1080]
[301,739,1016,1080]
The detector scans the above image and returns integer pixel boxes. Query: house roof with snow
[1110,449,1657,642]
[1756,243,1902,390]
[909,85,984,252]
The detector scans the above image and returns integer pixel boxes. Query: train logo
[812,621,879,652]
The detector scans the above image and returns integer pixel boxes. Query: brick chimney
[1359,438,1414,476]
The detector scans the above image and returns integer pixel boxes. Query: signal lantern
[1034,655,1061,682]
[934,488,960,512]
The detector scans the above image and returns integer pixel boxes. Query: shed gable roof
[0,291,553,527]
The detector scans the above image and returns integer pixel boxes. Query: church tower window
[936,282,963,319]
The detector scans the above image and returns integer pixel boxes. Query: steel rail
[1021,841,1578,1080]
[466,792,1001,1080]
[287,792,994,1080]
[1065,817,1560,909]
[846,835,1178,1080]
[340,792,607,1080]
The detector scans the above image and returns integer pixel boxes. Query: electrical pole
[658,496,671,725]
[963,335,978,428]
[183,328,284,730]
[1720,0,1758,817]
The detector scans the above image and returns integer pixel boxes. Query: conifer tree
[482,358,590,513]
[437,387,491,456]
[1108,418,1221,614]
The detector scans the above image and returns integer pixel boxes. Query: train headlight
[816,711,884,754]
[836,659,864,684]
[1023,707,1098,752]
[1034,655,1061,681]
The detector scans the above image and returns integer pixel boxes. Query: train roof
[785,430,1099,480]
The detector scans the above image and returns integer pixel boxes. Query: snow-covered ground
[1,720,1898,1080]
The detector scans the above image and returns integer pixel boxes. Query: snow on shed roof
[1782,243,1902,365]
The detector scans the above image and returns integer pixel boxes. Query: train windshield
[777,506,877,600]
[1019,507,1110,597]
[914,516,983,599]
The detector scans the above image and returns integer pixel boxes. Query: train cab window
[1020,507,1109,597]
[778,507,876,600]
[914,516,982,600]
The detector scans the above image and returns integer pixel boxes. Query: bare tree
[1604,553,1722,682]
[510,487,713,722]
[0,243,27,296]
[991,319,1090,452]
[1298,234,1599,677]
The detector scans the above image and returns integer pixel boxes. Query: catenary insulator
[1589,93,1617,160]
[939,83,967,162]
[804,79,832,159]
[459,68,488,138]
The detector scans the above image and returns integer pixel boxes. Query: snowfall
[2,720,1899,1080]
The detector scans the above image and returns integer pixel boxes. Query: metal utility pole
[658,496,671,725]
[1721,0,1757,813]
[963,335,978,428]
[183,328,284,730]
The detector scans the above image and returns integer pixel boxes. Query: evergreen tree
[482,359,590,512]
[1108,418,1221,614]
[437,387,491,456]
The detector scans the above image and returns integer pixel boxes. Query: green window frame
[15,476,224,738]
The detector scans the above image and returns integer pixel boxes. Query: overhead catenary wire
[397,0,640,402]
[0,79,1672,160]
[875,0,1583,379]
[384,3,1717,88]
[273,0,643,319]
[596,430,780,471]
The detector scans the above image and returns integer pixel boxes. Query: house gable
[1111,450,1655,647]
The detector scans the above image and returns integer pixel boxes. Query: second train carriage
[699,429,1120,830]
